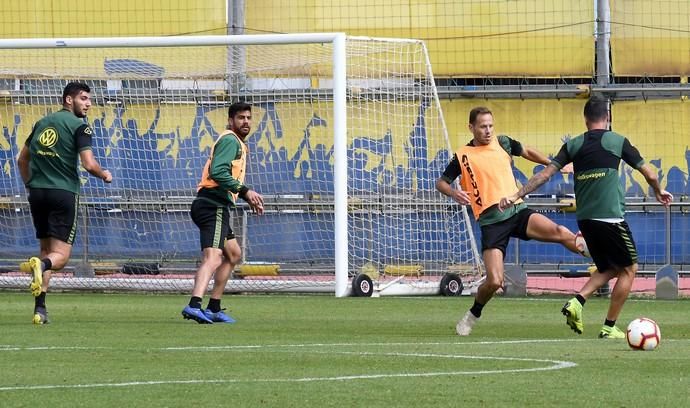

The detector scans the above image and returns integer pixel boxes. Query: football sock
[35,291,46,308]
[41,258,52,272]
[188,296,202,309]
[207,298,221,313]
[575,294,586,306]
[469,301,485,318]
[604,319,616,327]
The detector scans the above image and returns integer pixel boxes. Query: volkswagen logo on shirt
[38,128,58,148]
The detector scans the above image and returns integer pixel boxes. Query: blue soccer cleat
[181,305,213,324]
[203,308,236,324]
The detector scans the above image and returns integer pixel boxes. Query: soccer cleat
[32,306,49,325]
[203,308,236,324]
[455,310,478,336]
[181,305,213,324]
[561,298,584,334]
[598,325,625,339]
[21,257,43,297]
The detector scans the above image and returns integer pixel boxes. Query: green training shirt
[25,109,93,194]
[196,132,248,207]
[551,129,644,220]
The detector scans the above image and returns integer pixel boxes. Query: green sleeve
[497,135,523,156]
[208,135,245,193]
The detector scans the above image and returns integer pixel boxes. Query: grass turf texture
[1,293,689,407]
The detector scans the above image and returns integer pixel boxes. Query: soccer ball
[574,231,590,258]
[626,318,661,351]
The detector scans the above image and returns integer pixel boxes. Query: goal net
[0,34,481,296]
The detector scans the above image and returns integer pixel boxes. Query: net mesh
[0,36,481,294]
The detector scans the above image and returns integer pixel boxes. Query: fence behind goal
[0,34,482,296]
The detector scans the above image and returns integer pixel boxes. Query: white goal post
[0,33,482,297]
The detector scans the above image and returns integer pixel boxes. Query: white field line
[0,340,577,391]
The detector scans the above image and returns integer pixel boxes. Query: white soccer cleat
[456,310,478,336]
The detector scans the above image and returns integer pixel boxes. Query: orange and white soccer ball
[626,318,661,351]
[574,231,590,258]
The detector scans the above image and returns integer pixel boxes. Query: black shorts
[190,198,236,250]
[577,219,637,271]
[480,207,536,255]
[27,188,79,244]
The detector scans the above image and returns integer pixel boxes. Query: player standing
[181,102,264,324]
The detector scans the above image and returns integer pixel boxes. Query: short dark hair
[583,96,609,122]
[62,82,91,104]
[228,102,251,119]
[469,106,492,124]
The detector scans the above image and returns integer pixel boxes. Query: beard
[234,127,250,138]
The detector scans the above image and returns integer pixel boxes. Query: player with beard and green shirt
[17,82,112,324]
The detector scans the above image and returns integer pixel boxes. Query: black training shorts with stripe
[190,198,236,250]
[27,187,79,244]
[479,207,536,255]
[577,219,638,272]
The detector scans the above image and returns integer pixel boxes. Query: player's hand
[451,190,471,205]
[560,163,574,174]
[245,190,264,215]
[102,170,113,183]
[498,194,518,212]
[656,190,673,207]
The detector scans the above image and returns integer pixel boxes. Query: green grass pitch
[1,293,689,407]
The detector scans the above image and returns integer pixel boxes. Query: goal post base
[655,264,678,300]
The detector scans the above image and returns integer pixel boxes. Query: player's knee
[485,275,503,292]
[201,252,224,270]
[622,264,638,277]
[227,250,242,265]
[48,254,70,271]
[556,225,572,239]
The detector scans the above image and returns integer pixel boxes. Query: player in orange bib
[181,102,264,324]
[436,106,582,336]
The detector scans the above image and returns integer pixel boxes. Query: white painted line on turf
[0,339,585,353]
[0,341,577,392]
[0,355,576,392]
[160,339,586,351]
[6,337,688,354]
[0,346,106,351]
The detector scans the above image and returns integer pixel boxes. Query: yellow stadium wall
[610,0,690,76]
[0,0,226,37]
[2,1,688,78]
[245,0,594,77]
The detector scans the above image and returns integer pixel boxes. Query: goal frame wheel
[440,273,463,296]
[352,273,374,297]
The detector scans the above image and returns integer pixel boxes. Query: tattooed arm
[498,163,560,211]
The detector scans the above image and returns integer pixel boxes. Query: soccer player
[181,102,264,324]
[17,82,113,324]
[436,106,582,336]
[499,96,673,338]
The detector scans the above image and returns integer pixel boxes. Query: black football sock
[207,298,221,313]
[604,319,616,328]
[575,294,586,306]
[188,296,202,309]
[41,258,52,272]
[469,301,485,318]
[35,291,46,308]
